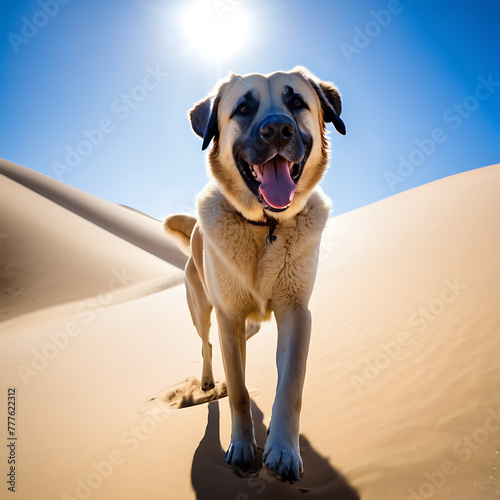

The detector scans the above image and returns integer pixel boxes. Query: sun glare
[182,0,250,62]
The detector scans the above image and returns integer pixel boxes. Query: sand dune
[0,159,186,323]
[1,158,499,499]
[0,158,187,268]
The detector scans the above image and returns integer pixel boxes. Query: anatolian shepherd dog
[164,66,345,482]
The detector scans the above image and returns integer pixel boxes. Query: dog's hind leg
[185,257,214,391]
[245,320,261,340]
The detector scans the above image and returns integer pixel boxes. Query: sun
[182,0,250,62]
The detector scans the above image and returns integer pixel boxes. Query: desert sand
[1,157,499,500]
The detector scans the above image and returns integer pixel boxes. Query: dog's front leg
[263,307,311,482]
[216,308,256,469]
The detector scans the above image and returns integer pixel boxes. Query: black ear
[317,81,346,136]
[295,66,346,135]
[189,96,219,150]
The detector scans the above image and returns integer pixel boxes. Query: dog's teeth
[249,164,264,183]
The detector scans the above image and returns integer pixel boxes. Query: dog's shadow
[191,400,360,499]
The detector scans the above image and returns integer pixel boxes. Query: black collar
[235,210,280,244]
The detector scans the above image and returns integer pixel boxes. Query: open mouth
[238,155,303,212]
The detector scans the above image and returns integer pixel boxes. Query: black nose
[259,115,295,147]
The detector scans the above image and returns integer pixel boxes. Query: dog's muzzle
[234,114,308,212]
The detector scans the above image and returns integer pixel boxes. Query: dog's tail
[163,214,197,256]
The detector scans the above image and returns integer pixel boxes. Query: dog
[164,66,345,482]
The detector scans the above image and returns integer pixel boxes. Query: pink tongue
[259,156,296,209]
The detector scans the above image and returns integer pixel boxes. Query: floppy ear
[294,66,346,135]
[316,81,346,136]
[189,96,219,151]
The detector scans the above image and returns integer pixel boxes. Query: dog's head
[190,66,345,221]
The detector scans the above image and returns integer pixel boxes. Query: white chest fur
[197,182,331,317]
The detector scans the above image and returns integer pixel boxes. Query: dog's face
[190,66,345,221]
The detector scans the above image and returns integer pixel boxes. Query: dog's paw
[201,377,215,391]
[263,441,303,483]
[225,439,257,469]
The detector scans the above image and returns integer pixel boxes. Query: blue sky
[1,0,499,219]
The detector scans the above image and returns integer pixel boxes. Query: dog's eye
[238,104,249,114]
[292,97,304,109]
